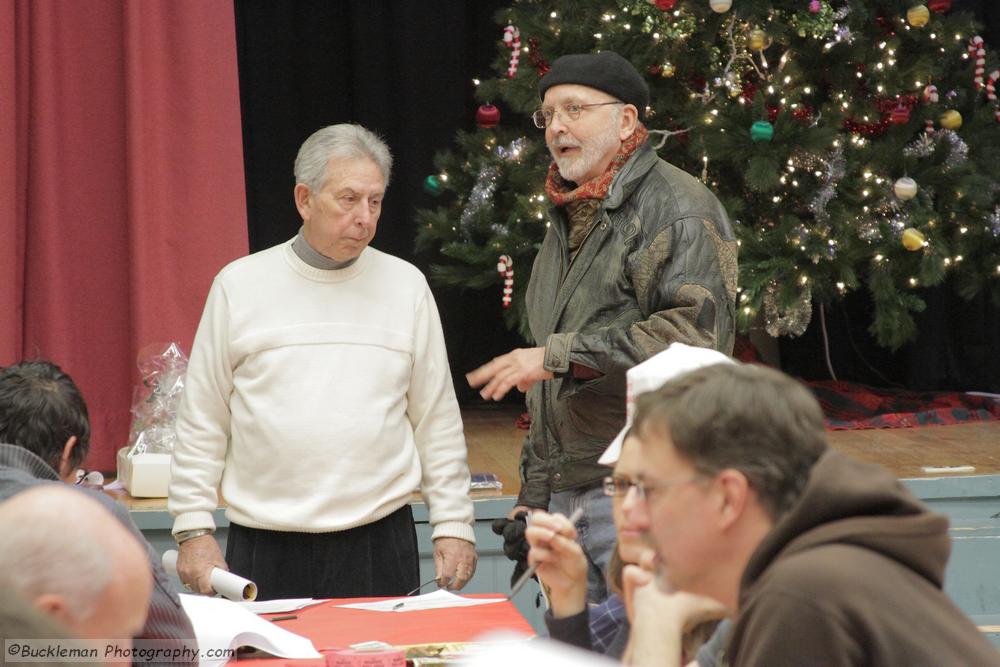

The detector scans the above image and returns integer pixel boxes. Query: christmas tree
[414,0,1000,351]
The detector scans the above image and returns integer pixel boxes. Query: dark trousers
[226,504,420,600]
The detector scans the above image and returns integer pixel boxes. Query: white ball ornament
[710,0,733,12]
[893,177,919,201]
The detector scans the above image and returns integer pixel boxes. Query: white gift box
[116,447,172,498]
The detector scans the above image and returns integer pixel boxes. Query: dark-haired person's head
[630,362,827,610]
[0,360,91,481]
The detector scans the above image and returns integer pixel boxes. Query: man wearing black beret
[469,50,737,604]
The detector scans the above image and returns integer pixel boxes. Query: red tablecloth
[241,595,534,664]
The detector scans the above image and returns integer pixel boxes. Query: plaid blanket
[513,365,1000,432]
[809,381,1000,430]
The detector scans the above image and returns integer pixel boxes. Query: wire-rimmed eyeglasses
[602,474,701,501]
[75,469,105,490]
[532,101,624,129]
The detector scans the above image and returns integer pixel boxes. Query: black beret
[538,51,649,120]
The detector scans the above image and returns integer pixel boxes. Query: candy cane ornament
[503,25,521,79]
[987,70,1000,122]
[969,36,986,89]
[497,255,514,309]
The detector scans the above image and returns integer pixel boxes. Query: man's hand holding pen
[522,508,588,618]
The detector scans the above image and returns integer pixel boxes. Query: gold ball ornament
[901,228,927,251]
[749,29,767,51]
[709,0,733,12]
[661,62,676,78]
[939,109,962,129]
[907,5,930,27]
[893,177,919,201]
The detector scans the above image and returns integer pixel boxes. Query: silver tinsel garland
[460,165,500,230]
[763,282,813,337]
[459,138,527,233]
[902,130,968,170]
[807,145,846,222]
[989,206,1000,238]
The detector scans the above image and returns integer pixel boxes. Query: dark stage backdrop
[235,1,999,397]
[234,0,521,403]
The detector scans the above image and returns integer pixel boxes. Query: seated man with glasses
[468,49,737,605]
[523,344,733,666]
[0,360,196,665]
[622,363,998,666]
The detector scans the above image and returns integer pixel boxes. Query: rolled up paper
[162,549,258,601]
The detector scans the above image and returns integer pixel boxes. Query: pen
[267,614,298,622]
[404,576,445,597]
[507,506,585,600]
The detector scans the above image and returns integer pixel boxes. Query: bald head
[0,485,151,640]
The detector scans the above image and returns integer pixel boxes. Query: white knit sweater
[168,240,475,543]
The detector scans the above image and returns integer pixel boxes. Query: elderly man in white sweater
[169,124,476,599]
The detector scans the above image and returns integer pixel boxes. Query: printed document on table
[335,589,507,612]
[180,594,321,666]
[237,598,329,614]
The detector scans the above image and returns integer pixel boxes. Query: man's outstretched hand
[466,348,552,401]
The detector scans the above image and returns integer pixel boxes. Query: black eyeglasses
[532,101,624,129]
[75,469,105,490]
[602,474,701,501]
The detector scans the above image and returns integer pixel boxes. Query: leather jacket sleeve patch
[544,333,575,374]
[631,283,717,355]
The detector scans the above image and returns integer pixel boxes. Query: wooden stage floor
[463,405,1000,497]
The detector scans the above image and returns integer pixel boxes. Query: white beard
[550,123,622,184]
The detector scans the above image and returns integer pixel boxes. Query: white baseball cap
[598,342,736,465]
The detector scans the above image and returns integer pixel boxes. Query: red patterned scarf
[544,124,649,206]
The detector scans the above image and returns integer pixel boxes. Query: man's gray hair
[0,486,114,624]
[294,124,393,192]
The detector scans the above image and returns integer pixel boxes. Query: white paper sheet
[464,631,611,666]
[335,589,507,613]
[179,594,321,667]
[237,598,329,614]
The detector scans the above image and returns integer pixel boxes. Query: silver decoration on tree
[988,206,1000,238]
[763,282,813,338]
[903,133,935,159]
[902,130,968,170]
[806,145,846,222]
[459,138,527,234]
[938,130,969,170]
[460,165,500,232]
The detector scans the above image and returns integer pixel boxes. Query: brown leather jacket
[518,142,737,508]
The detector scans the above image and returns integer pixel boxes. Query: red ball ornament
[648,63,663,76]
[654,0,677,10]
[792,104,815,124]
[928,0,951,12]
[476,104,501,129]
[889,104,911,125]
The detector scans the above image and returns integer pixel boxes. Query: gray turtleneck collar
[292,227,359,270]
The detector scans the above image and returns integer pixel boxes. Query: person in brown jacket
[622,362,999,667]
[467,50,737,604]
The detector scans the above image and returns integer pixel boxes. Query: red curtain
[1,0,249,470]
